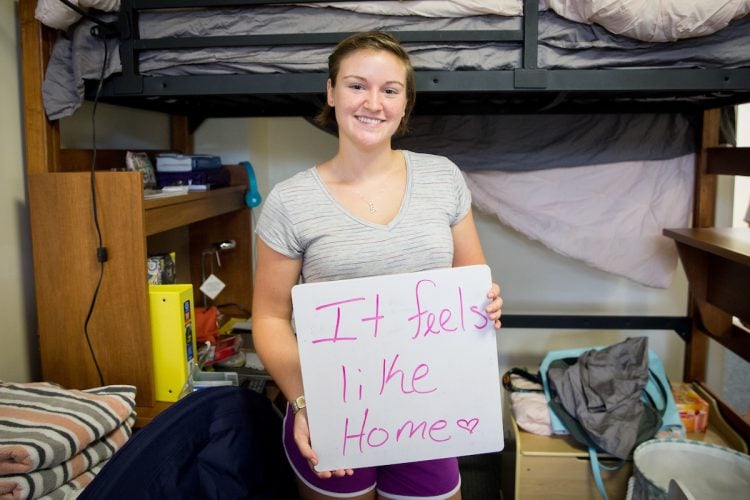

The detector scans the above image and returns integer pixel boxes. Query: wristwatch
[291,395,306,414]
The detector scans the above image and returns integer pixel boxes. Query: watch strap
[291,395,306,414]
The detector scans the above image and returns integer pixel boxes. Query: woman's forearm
[253,316,305,402]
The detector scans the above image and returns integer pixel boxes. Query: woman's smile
[356,115,384,125]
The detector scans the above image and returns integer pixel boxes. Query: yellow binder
[149,284,197,402]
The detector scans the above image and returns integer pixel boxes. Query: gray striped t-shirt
[256,150,471,284]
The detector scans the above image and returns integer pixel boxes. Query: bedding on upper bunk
[41,4,750,120]
[541,0,750,42]
[37,0,750,42]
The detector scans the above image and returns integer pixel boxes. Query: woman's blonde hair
[314,31,416,136]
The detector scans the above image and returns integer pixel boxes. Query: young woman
[252,31,503,500]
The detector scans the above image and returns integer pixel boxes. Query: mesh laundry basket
[629,439,750,499]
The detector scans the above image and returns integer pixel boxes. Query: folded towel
[37,462,105,500]
[0,416,133,500]
[0,382,136,475]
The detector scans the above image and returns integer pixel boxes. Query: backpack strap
[635,369,669,444]
[588,446,626,500]
[646,367,668,415]
[502,368,543,393]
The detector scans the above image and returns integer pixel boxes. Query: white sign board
[291,265,503,471]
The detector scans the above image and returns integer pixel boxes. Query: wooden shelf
[664,227,750,267]
[27,168,253,409]
[664,228,750,324]
[706,147,750,176]
[144,185,247,235]
[28,171,154,405]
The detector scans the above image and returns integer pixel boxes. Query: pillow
[35,0,82,30]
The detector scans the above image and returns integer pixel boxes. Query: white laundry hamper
[628,439,750,499]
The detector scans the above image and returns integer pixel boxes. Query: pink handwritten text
[407,280,489,339]
[342,408,452,456]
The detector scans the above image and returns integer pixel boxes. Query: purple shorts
[283,406,461,498]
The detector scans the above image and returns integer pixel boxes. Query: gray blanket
[394,113,693,171]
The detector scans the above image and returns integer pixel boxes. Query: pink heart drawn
[456,418,479,434]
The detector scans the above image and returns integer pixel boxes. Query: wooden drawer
[506,417,631,500]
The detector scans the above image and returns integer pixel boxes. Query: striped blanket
[0,382,137,499]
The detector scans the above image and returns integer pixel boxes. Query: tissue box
[671,383,709,433]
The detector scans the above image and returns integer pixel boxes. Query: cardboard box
[147,252,176,285]
[149,284,197,402]
[671,383,709,433]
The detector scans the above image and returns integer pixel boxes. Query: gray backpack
[545,337,667,499]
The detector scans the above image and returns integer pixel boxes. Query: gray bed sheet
[42,5,750,121]
[393,113,694,172]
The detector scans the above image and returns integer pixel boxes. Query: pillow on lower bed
[36,0,120,31]
[35,0,83,30]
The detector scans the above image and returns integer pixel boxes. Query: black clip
[90,22,120,40]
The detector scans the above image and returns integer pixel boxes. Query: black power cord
[55,0,121,39]
[82,35,110,387]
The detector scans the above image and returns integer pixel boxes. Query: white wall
[0,0,38,382]
[60,101,170,149]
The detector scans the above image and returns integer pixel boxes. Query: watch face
[293,396,306,412]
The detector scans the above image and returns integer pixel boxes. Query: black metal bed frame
[87,0,750,118]
[502,315,691,342]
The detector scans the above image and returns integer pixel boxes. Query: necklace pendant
[367,201,377,214]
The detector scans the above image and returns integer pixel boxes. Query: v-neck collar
[311,150,412,230]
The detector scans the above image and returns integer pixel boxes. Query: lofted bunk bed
[17,1,750,492]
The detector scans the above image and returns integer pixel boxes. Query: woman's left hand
[486,282,503,329]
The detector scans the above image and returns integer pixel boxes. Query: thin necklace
[352,186,385,214]
[334,155,402,215]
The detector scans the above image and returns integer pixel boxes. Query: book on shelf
[156,167,231,190]
[143,185,190,200]
[126,151,157,189]
[156,154,222,172]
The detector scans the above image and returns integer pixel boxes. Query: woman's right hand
[293,408,354,479]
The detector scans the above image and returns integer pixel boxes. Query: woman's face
[327,49,408,150]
